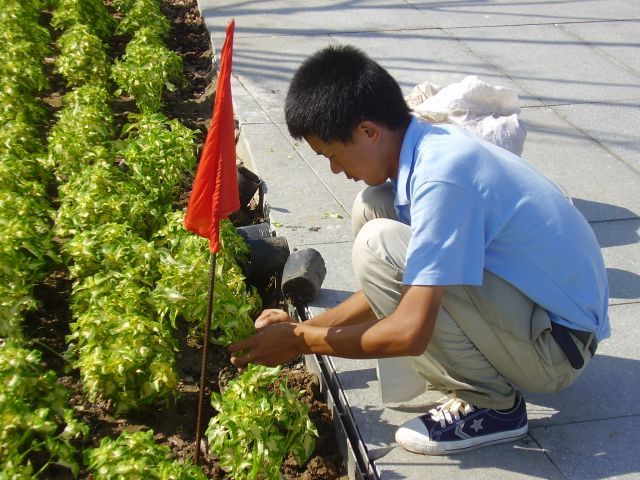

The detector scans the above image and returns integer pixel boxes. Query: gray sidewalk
[197,1,640,478]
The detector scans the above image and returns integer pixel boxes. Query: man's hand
[228,321,302,368]
[254,308,292,329]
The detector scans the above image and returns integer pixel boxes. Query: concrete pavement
[197,1,640,478]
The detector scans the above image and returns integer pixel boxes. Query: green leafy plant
[55,24,110,87]
[0,41,49,95]
[0,192,57,338]
[151,212,260,345]
[0,0,51,24]
[0,2,50,134]
[68,268,152,319]
[116,0,171,39]
[112,28,183,113]
[51,0,114,41]
[0,340,88,477]
[61,222,176,411]
[86,429,207,480]
[0,0,52,336]
[0,154,48,196]
[52,101,192,416]
[117,113,196,204]
[0,87,46,128]
[0,4,46,105]
[110,0,137,13]
[206,364,317,480]
[67,304,178,412]
[62,222,158,282]
[47,84,115,180]
[0,119,45,157]
[55,160,169,240]
[0,287,32,340]
[0,0,51,59]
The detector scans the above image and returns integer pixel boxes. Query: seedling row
[0,1,318,478]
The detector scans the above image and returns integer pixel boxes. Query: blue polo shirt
[394,117,610,340]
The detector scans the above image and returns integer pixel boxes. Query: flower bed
[0,0,343,478]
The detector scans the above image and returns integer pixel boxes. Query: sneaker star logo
[470,418,484,432]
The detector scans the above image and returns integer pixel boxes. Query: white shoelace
[429,398,475,427]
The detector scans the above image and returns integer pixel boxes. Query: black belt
[550,321,598,370]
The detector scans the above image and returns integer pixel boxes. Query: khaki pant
[351,183,591,409]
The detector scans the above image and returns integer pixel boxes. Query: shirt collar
[395,116,430,206]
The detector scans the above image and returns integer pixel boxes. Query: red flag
[184,20,239,253]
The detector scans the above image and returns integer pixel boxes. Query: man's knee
[352,218,408,318]
[351,182,396,236]
[352,218,409,280]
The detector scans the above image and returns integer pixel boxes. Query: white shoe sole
[396,423,529,456]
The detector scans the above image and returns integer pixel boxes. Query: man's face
[305,125,389,186]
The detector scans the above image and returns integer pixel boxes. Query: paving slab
[519,106,640,222]
[405,0,640,29]
[560,19,640,75]
[530,415,640,480]
[331,30,541,107]
[445,23,640,107]
[235,122,353,246]
[201,0,440,40]
[228,31,535,124]
[592,219,640,304]
[374,439,564,480]
[551,101,640,173]
[230,35,335,125]
[230,76,271,124]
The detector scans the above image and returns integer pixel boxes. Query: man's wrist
[293,322,312,355]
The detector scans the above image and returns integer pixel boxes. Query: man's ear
[357,120,382,142]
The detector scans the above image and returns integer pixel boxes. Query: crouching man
[229,45,609,456]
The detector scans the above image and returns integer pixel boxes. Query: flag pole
[195,251,217,465]
[183,19,238,465]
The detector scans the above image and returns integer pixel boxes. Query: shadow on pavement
[573,198,639,231]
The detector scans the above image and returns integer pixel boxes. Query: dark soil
[23,1,344,478]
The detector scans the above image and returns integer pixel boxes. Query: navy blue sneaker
[395,395,528,455]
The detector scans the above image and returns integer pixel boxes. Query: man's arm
[255,290,375,329]
[229,285,444,367]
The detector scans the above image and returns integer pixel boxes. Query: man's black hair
[285,44,411,143]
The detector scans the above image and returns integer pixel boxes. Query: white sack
[405,75,527,155]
